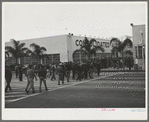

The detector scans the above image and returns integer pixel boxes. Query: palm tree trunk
[122,51,125,70]
[88,54,90,62]
[16,57,18,64]
[79,49,82,63]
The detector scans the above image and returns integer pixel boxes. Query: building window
[138,46,142,59]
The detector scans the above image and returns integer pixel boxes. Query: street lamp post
[143,45,145,70]
[67,51,69,62]
[140,29,145,70]
[80,50,81,63]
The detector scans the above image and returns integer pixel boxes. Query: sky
[3,2,147,42]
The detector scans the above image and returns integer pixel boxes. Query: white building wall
[5,35,68,62]
[5,34,112,63]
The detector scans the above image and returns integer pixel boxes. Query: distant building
[5,34,112,65]
[131,24,145,69]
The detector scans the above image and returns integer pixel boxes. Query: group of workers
[5,61,102,94]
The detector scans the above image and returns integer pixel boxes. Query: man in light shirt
[26,64,37,94]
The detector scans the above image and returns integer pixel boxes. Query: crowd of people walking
[5,61,102,94]
[5,56,134,94]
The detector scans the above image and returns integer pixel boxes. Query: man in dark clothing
[65,62,71,82]
[61,63,66,81]
[97,62,101,77]
[81,63,88,79]
[72,63,76,80]
[89,62,94,79]
[51,63,56,81]
[18,64,23,81]
[38,65,48,92]
[5,66,12,92]
[76,63,82,81]
[15,64,19,78]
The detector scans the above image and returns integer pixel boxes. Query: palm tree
[5,39,29,64]
[30,43,47,64]
[80,37,105,61]
[110,38,133,69]
[110,38,121,58]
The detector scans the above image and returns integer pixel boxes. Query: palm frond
[30,43,39,49]
[21,47,29,52]
[89,48,96,56]
[11,39,20,50]
[81,44,90,53]
[5,46,14,51]
[95,45,105,52]
[5,46,16,56]
[5,51,9,58]
[18,43,26,49]
[89,38,96,45]
[40,47,47,52]
[110,38,121,45]
[83,37,90,45]
[123,38,133,48]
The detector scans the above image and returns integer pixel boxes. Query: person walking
[72,63,76,80]
[18,64,23,81]
[97,62,101,77]
[57,63,64,85]
[84,63,88,79]
[51,63,56,81]
[5,65,12,92]
[65,62,71,82]
[76,63,82,81]
[89,62,94,79]
[46,64,50,78]
[25,64,30,92]
[15,64,19,78]
[26,64,37,94]
[38,65,48,92]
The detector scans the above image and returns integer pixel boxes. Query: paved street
[5,72,145,108]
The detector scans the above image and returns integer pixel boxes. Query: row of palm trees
[5,39,47,64]
[5,37,133,69]
[73,37,133,61]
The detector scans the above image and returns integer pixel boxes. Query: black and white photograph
[2,1,147,120]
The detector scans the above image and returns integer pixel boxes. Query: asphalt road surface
[5,72,145,108]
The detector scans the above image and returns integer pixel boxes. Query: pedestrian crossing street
[5,72,145,104]
[5,76,68,104]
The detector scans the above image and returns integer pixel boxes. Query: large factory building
[5,34,112,65]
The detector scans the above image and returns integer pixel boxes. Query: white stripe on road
[5,95,27,98]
